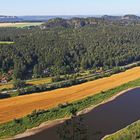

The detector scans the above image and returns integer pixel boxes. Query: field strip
[0,22,43,28]
[0,67,140,123]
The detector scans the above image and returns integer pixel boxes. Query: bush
[52,75,63,82]
[13,79,26,89]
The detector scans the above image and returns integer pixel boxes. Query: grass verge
[103,120,140,140]
[1,78,140,139]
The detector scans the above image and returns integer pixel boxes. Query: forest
[1,17,140,80]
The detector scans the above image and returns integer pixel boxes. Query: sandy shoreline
[5,87,139,140]
[8,119,68,140]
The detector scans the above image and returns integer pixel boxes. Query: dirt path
[0,67,140,123]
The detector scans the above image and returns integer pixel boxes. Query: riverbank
[77,87,135,116]
[7,87,140,140]
[103,120,140,140]
[8,119,68,140]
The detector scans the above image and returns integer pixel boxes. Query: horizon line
[1,14,140,17]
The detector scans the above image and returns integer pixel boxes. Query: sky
[0,0,140,16]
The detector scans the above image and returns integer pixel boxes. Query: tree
[81,58,88,70]
[12,59,26,80]
[57,108,88,140]
[33,64,43,78]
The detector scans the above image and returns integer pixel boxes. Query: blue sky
[0,0,140,16]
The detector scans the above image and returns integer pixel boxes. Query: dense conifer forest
[1,17,140,80]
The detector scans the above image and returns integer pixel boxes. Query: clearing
[0,67,140,123]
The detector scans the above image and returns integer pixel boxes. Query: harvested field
[0,67,140,123]
[0,22,43,28]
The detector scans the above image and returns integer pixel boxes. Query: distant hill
[0,15,140,23]
[0,16,22,22]
[41,15,140,29]
[19,16,75,21]
[102,15,121,20]
[18,15,98,22]
[102,15,140,21]
[0,15,93,22]
[41,17,103,29]
[21,15,140,24]
[122,15,140,20]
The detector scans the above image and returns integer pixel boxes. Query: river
[18,88,140,140]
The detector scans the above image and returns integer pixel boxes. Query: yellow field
[0,67,140,123]
[0,22,43,28]
[0,41,14,44]
[27,77,52,85]
[0,83,13,90]
[0,77,52,90]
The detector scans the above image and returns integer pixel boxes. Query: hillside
[1,20,140,81]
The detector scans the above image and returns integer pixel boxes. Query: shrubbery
[13,79,26,89]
